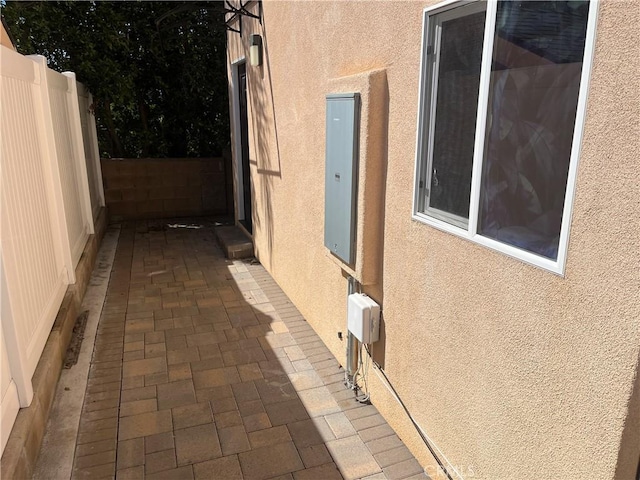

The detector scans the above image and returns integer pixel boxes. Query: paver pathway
[70,220,429,480]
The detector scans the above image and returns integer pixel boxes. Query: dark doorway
[238,62,252,234]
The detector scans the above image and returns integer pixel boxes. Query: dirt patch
[63,310,89,369]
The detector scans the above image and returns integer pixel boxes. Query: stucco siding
[226,1,640,478]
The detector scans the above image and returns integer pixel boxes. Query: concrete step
[214,225,254,259]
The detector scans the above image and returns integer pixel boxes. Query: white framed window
[413,0,598,275]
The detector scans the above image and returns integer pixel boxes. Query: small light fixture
[249,34,263,67]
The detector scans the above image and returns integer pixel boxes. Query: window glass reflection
[479,1,589,259]
[429,10,485,221]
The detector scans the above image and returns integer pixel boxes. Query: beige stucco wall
[227,1,640,479]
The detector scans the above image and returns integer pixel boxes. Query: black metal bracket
[225,0,262,37]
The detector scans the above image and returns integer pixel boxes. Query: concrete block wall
[101,158,231,220]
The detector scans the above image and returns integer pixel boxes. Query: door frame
[230,57,251,233]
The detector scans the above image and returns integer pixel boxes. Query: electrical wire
[350,281,371,402]
[363,343,455,480]
[353,342,370,403]
[347,279,454,479]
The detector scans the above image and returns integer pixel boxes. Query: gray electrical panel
[324,93,360,264]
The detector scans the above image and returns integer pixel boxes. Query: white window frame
[412,0,599,276]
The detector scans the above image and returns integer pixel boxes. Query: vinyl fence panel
[77,82,105,221]
[1,47,101,454]
[0,286,22,455]
[45,66,93,265]
[0,49,68,385]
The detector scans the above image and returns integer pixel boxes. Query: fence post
[63,72,94,235]
[87,91,106,209]
[29,55,76,284]
[0,255,34,407]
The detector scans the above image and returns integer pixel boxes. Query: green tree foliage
[3,1,230,158]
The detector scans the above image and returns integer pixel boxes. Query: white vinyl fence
[0,46,104,454]
[77,82,105,222]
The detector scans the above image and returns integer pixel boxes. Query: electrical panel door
[324,93,360,264]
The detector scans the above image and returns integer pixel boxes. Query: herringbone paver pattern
[71,220,429,480]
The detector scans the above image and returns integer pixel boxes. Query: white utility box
[347,293,380,344]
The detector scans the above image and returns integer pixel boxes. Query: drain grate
[63,310,89,369]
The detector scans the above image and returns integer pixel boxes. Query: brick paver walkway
[70,220,428,480]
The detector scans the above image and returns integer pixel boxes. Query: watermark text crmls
[424,464,476,478]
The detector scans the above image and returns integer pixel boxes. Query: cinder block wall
[101,157,231,220]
